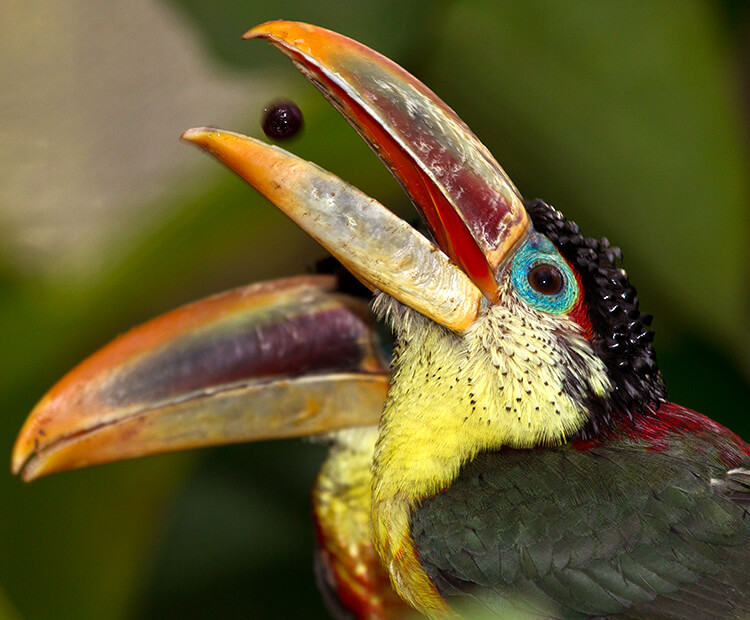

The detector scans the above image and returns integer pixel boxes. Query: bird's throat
[372,295,610,493]
[370,295,610,614]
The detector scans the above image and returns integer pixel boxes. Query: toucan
[12,21,750,619]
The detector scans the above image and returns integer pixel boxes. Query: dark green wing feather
[412,433,750,619]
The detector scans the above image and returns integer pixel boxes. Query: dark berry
[262,100,303,139]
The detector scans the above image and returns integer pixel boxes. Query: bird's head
[12,21,665,484]
[194,22,666,454]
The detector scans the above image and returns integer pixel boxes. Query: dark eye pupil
[528,264,564,295]
[262,100,303,139]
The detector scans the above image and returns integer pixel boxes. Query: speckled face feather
[373,274,610,465]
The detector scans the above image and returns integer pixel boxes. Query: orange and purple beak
[13,21,529,481]
[12,277,390,480]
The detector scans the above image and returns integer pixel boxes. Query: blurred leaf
[137,441,330,619]
[659,335,750,437]
[428,0,749,361]
[0,587,21,620]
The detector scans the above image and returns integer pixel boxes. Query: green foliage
[2,1,748,618]
[162,0,434,70]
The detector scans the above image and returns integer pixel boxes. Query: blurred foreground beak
[13,277,388,480]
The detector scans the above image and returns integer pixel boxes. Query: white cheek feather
[467,296,611,444]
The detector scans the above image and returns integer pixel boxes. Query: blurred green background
[2,1,749,618]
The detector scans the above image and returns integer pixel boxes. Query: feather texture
[412,405,750,618]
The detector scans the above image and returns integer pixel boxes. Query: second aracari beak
[13,20,529,481]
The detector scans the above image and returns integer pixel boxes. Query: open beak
[229,20,527,304]
[13,21,529,481]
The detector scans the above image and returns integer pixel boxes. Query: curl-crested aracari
[12,21,750,619]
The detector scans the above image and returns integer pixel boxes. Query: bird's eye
[509,233,579,315]
[528,264,563,295]
[262,100,304,140]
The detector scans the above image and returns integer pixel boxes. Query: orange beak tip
[10,450,23,477]
[181,127,209,146]
[181,127,234,159]
[241,27,259,41]
[242,20,289,41]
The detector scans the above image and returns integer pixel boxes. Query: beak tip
[11,444,29,479]
[242,20,283,41]
[15,459,42,483]
[181,127,226,152]
[242,20,321,47]
[181,127,207,144]
[11,416,40,479]
[11,398,59,481]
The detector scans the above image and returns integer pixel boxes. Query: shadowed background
[1,1,748,618]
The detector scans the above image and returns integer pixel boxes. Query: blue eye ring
[510,234,579,315]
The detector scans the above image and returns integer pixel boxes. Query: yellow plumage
[370,286,611,614]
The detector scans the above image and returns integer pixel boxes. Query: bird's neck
[372,298,609,498]
[369,298,610,614]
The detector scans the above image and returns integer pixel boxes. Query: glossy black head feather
[525,199,667,433]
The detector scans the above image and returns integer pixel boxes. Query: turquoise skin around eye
[510,233,579,315]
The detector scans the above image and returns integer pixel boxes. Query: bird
[11,20,750,619]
